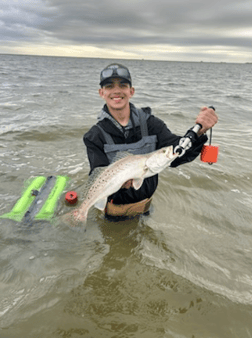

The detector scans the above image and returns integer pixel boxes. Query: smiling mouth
[112,97,123,102]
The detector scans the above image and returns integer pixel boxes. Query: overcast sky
[1,0,252,63]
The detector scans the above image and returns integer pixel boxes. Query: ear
[99,88,104,98]
[129,86,135,98]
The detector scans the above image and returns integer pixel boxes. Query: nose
[113,83,122,91]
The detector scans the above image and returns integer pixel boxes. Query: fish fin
[111,151,132,163]
[94,198,107,211]
[132,178,144,190]
[82,166,106,197]
[83,152,132,196]
[88,166,105,181]
[83,152,132,197]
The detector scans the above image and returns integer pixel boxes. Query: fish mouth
[164,146,174,158]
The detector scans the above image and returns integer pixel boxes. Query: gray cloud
[1,0,252,62]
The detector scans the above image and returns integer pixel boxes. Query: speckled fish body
[66,145,177,223]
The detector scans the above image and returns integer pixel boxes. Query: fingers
[196,107,218,134]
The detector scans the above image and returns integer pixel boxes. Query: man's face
[99,78,135,112]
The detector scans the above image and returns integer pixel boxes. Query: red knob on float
[65,191,78,204]
[201,145,219,164]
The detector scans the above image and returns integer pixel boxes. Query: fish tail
[76,209,88,224]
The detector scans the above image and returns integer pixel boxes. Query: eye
[104,83,113,89]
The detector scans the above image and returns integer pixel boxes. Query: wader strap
[96,124,115,145]
[138,109,148,137]
[96,109,148,145]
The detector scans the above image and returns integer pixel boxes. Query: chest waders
[96,109,157,218]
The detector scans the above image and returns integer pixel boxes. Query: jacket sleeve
[147,115,208,167]
[83,125,109,174]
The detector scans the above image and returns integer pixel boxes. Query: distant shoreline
[0,53,250,65]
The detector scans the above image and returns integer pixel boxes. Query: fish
[63,145,178,224]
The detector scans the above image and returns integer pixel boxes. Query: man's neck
[107,104,131,126]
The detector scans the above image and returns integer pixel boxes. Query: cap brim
[100,76,131,87]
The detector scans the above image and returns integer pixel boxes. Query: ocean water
[0,54,252,338]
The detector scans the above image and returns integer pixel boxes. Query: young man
[83,63,218,218]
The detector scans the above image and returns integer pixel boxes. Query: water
[0,54,252,338]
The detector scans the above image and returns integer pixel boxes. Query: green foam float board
[0,176,69,222]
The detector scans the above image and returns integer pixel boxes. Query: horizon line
[0,52,251,65]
